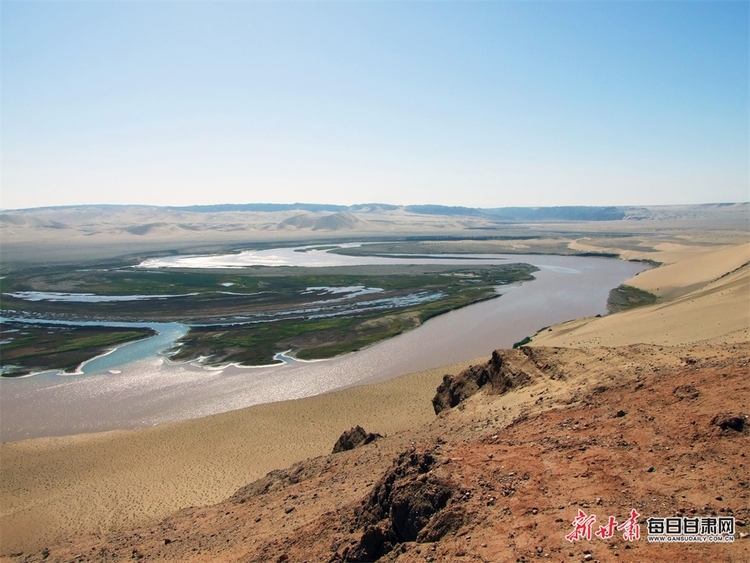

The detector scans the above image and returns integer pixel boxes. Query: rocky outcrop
[14,343,750,563]
[332,426,382,454]
[343,450,457,561]
[432,349,533,414]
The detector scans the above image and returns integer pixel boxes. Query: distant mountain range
[1,201,747,265]
[4,202,747,223]
[166,202,627,221]
[159,202,743,222]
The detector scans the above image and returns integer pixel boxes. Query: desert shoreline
[0,357,478,555]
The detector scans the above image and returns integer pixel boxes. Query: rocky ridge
[4,342,749,563]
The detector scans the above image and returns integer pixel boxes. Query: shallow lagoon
[137,243,509,269]
[5,292,199,303]
[0,249,646,441]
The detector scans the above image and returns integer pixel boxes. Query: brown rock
[348,449,455,560]
[432,349,533,413]
[710,413,746,432]
[332,425,382,454]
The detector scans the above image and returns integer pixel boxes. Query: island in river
[0,322,157,377]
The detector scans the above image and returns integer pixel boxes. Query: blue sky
[2,1,748,209]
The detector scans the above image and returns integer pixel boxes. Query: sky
[2,1,748,210]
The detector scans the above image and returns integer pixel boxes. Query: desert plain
[0,203,748,562]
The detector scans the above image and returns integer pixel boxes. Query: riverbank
[0,359,472,555]
[11,341,747,563]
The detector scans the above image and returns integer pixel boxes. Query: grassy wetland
[0,322,156,377]
[1,257,537,371]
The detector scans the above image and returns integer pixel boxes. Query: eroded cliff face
[7,342,749,563]
[431,347,574,414]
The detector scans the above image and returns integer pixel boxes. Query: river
[0,252,646,441]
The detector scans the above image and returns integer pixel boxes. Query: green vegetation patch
[1,264,536,323]
[607,284,658,313]
[0,322,156,377]
[512,336,532,349]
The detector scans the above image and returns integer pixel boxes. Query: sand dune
[628,241,750,299]
[0,206,481,264]
[534,263,749,348]
[276,211,365,231]
[534,242,750,347]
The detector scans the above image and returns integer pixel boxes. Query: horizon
[3,1,748,210]
[2,200,748,215]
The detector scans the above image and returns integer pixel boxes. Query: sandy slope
[534,243,750,348]
[626,241,750,299]
[0,361,479,554]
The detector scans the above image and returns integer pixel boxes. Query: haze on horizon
[2,1,748,211]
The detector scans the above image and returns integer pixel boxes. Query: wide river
[0,251,646,441]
